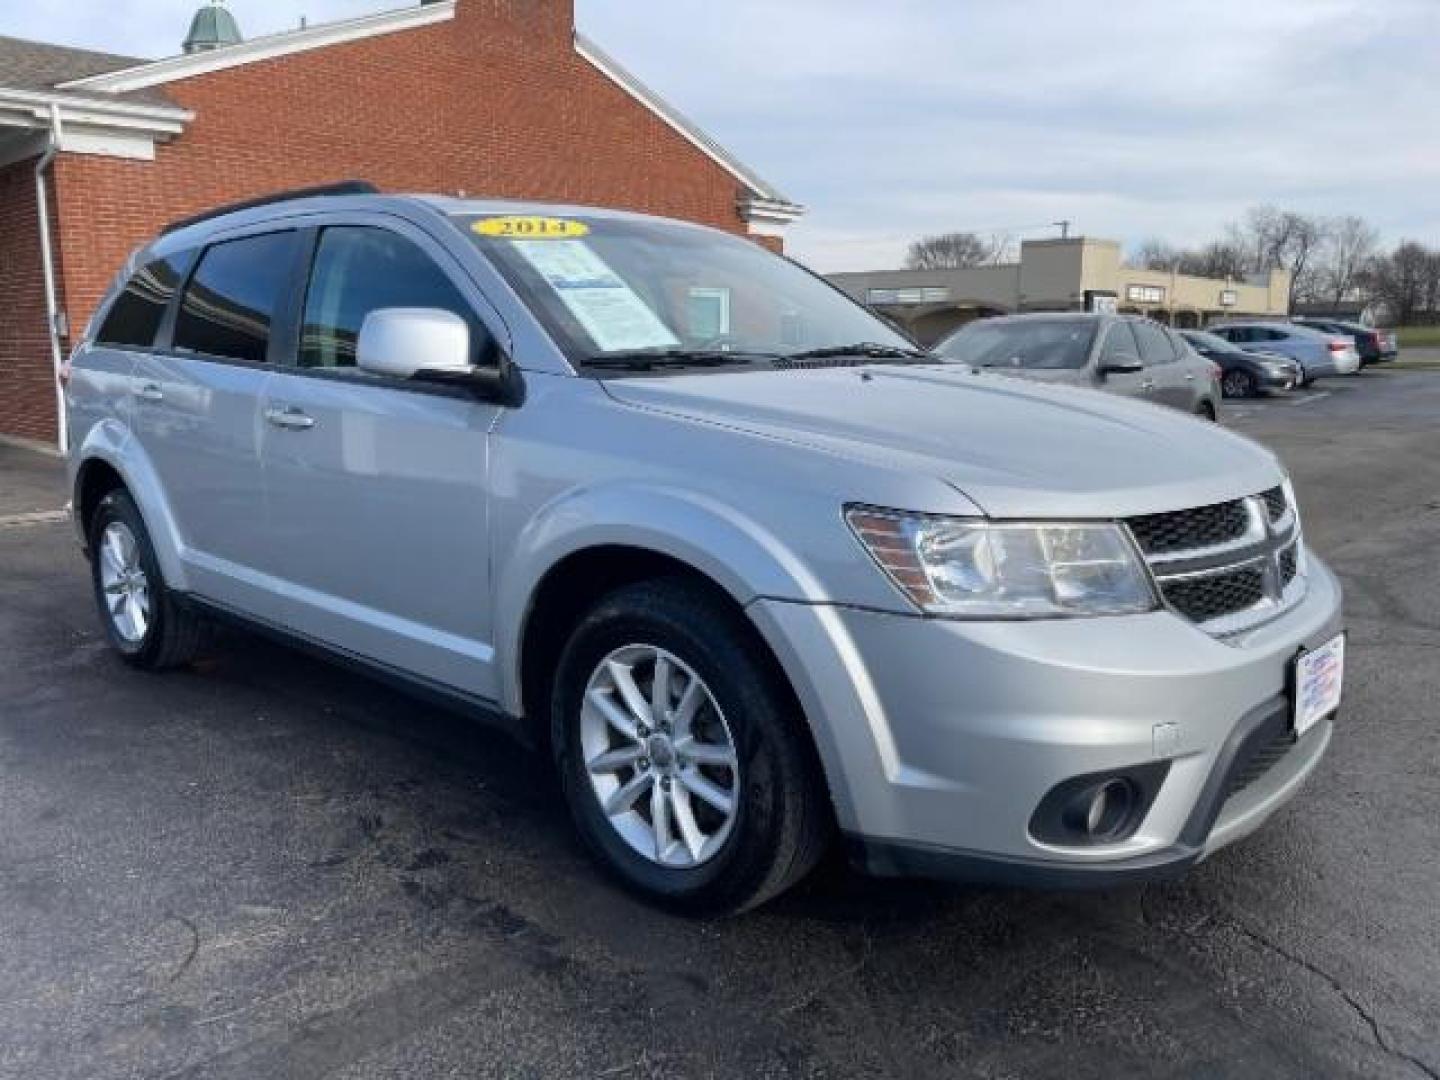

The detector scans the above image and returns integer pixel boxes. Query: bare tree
[1232,205,1330,307]
[904,231,1009,270]
[1128,238,1183,271]
[1370,241,1433,325]
[1320,215,1380,306]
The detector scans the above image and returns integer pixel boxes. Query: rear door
[131,228,303,612]
[1093,321,1149,399]
[257,216,508,698]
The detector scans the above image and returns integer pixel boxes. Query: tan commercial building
[828,237,1291,345]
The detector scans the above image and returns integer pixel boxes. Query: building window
[1125,284,1166,304]
[686,286,732,341]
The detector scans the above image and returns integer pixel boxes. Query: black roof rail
[161,180,381,236]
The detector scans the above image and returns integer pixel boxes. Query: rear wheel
[551,578,830,914]
[1195,400,1217,421]
[89,489,204,669]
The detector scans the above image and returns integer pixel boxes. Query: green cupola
[183,1,243,54]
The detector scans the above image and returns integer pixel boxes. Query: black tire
[89,488,205,670]
[1195,400,1218,422]
[551,577,830,915]
[1222,369,1257,399]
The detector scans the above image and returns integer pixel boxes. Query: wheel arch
[71,422,189,590]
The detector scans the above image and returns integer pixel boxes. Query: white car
[1206,321,1361,383]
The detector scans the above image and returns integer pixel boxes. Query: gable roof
[55,1,799,211]
[0,34,176,106]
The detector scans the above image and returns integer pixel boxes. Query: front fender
[73,421,190,592]
[492,482,834,716]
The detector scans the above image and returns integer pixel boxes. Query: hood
[601,364,1283,519]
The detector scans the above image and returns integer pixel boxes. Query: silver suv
[66,186,1345,913]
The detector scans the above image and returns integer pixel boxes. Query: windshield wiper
[583,348,778,371]
[783,342,933,362]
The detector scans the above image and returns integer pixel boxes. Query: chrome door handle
[135,382,164,402]
[264,406,315,431]
[1140,380,1156,392]
[1184,372,1196,381]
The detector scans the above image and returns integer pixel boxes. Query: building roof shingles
[0,34,176,106]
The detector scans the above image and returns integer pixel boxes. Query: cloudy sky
[5,0,1438,270]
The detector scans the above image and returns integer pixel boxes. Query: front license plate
[1293,634,1344,735]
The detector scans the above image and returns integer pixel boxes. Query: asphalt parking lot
[2,368,1437,1080]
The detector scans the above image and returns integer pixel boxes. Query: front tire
[551,578,830,914]
[89,489,204,669]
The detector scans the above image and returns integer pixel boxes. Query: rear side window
[95,252,193,348]
[298,226,485,370]
[174,231,300,364]
[1132,320,1177,365]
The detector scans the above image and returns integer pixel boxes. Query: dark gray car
[935,313,1221,419]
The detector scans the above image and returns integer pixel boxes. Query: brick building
[0,0,803,447]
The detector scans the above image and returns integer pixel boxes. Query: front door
[132,229,303,613]
[258,221,506,699]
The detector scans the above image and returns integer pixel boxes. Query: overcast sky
[5,0,1438,270]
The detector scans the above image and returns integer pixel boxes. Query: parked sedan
[1206,321,1360,383]
[1180,330,1299,398]
[934,314,1221,418]
[1292,317,1398,365]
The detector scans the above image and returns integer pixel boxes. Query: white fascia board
[58,127,157,161]
[574,32,803,216]
[0,87,191,132]
[57,2,457,95]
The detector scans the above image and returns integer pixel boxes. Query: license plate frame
[1293,634,1344,735]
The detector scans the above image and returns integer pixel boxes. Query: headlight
[846,508,1158,618]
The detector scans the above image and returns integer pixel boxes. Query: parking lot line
[1289,392,1331,407]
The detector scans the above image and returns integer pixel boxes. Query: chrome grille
[1261,486,1287,523]
[1127,499,1250,555]
[1126,488,1304,633]
[1164,567,1266,622]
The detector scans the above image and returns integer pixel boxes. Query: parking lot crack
[1231,920,1437,1080]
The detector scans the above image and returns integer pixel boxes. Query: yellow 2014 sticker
[472,216,590,240]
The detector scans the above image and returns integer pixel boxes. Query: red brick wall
[47,0,763,375]
[2,0,782,442]
[0,162,63,444]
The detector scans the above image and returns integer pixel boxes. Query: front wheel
[1222,369,1257,398]
[89,489,205,669]
[551,578,830,914]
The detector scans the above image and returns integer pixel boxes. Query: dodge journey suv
[66,183,1345,913]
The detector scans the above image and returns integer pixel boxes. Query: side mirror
[357,307,520,404]
[1097,352,1143,375]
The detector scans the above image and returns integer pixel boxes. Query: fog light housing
[1030,763,1169,847]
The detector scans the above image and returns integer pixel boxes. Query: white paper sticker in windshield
[511,239,680,353]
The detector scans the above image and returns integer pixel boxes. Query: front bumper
[749,554,1343,886]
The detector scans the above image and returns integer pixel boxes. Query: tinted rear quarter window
[95,252,193,348]
[174,232,300,364]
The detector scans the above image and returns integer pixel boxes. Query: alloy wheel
[579,644,740,868]
[98,521,150,644]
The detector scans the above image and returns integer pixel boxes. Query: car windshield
[454,211,914,369]
[1186,331,1243,355]
[936,319,1096,370]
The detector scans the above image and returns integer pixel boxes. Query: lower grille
[1226,727,1298,798]
[1162,567,1266,622]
